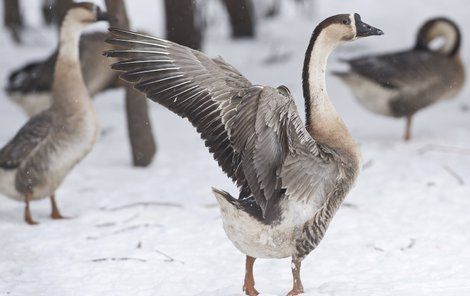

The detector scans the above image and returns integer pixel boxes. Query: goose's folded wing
[345,51,444,92]
[0,112,52,169]
[6,52,56,94]
[105,28,338,217]
[226,86,339,213]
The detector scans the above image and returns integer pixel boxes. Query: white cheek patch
[350,14,357,39]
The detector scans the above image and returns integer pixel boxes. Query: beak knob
[354,13,384,37]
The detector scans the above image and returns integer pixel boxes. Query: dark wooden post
[3,0,23,43]
[105,0,157,167]
[41,0,73,27]
[222,0,255,38]
[164,0,203,50]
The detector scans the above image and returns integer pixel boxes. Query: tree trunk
[41,0,54,25]
[3,0,23,43]
[164,0,203,50]
[105,0,157,167]
[41,0,73,27]
[222,0,255,38]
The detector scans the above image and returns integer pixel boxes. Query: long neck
[302,28,358,159]
[51,15,89,111]
[415,21,461,57]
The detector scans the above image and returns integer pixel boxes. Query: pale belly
[216,194,319,259]
[34,116,100,199]
[222,215,298,259]
[34,134,97,199]
[342,74,397,116]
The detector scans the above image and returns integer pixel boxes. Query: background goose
[0,3,107,225]
[105,13,383,295]
[5,31,117,117]
[334,17,465,141]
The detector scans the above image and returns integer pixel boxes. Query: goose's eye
[342,19,350,25]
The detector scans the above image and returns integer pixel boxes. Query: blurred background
[0,1,469,295]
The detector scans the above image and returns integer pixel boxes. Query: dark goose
[334,17,465,141]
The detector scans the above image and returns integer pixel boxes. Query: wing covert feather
[0,112,52,169]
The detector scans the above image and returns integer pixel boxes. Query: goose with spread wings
[105,13,383,296]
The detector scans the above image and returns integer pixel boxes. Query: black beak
[96,7,109,21]
[354,13,384,37]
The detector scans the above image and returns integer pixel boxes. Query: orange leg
[287,259,304,296]
[243,256,259,296]
[50,193,66,219]
[24,193,38,225]
[404,115,413,141]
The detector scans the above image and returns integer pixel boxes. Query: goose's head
[314,13,383,45]
[415,17,461,57]
[63,2,110,25]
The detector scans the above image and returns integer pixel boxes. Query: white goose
[105,13,383,295]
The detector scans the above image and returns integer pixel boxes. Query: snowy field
[1,0,470,295]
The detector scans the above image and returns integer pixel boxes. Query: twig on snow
[418,144,470,156]
[91,257,147,263]
[87,223,162,240]
[155,249,184,264]
[400,238,416,251]
[362,159,374,171]
[100,201,183,212]
[95,222,116,228]
[443,165,465,186]
[342,202,358,209]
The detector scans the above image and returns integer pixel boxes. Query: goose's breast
[54,111,99,170]
[222,210,297,259]
[32,111,100,197]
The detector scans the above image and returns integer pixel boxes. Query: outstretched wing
[105,28,338,217]
[0,112,52,169]
[105,28,251,189]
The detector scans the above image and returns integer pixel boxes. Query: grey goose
[104,13,383,295]
[334,17,465,141]
[0,3,108,224]
[6,31,117,117]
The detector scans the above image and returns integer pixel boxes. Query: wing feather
[0,112,52,169]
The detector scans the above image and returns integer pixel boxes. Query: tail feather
[212,187,237,204]
[212,187,264,221]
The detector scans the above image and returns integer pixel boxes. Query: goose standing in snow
[6,32,117,117]
[334,17,465,141]
[0,3,108,225]
[105,13,383,295]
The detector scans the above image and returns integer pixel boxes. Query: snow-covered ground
[1,0,470,295]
